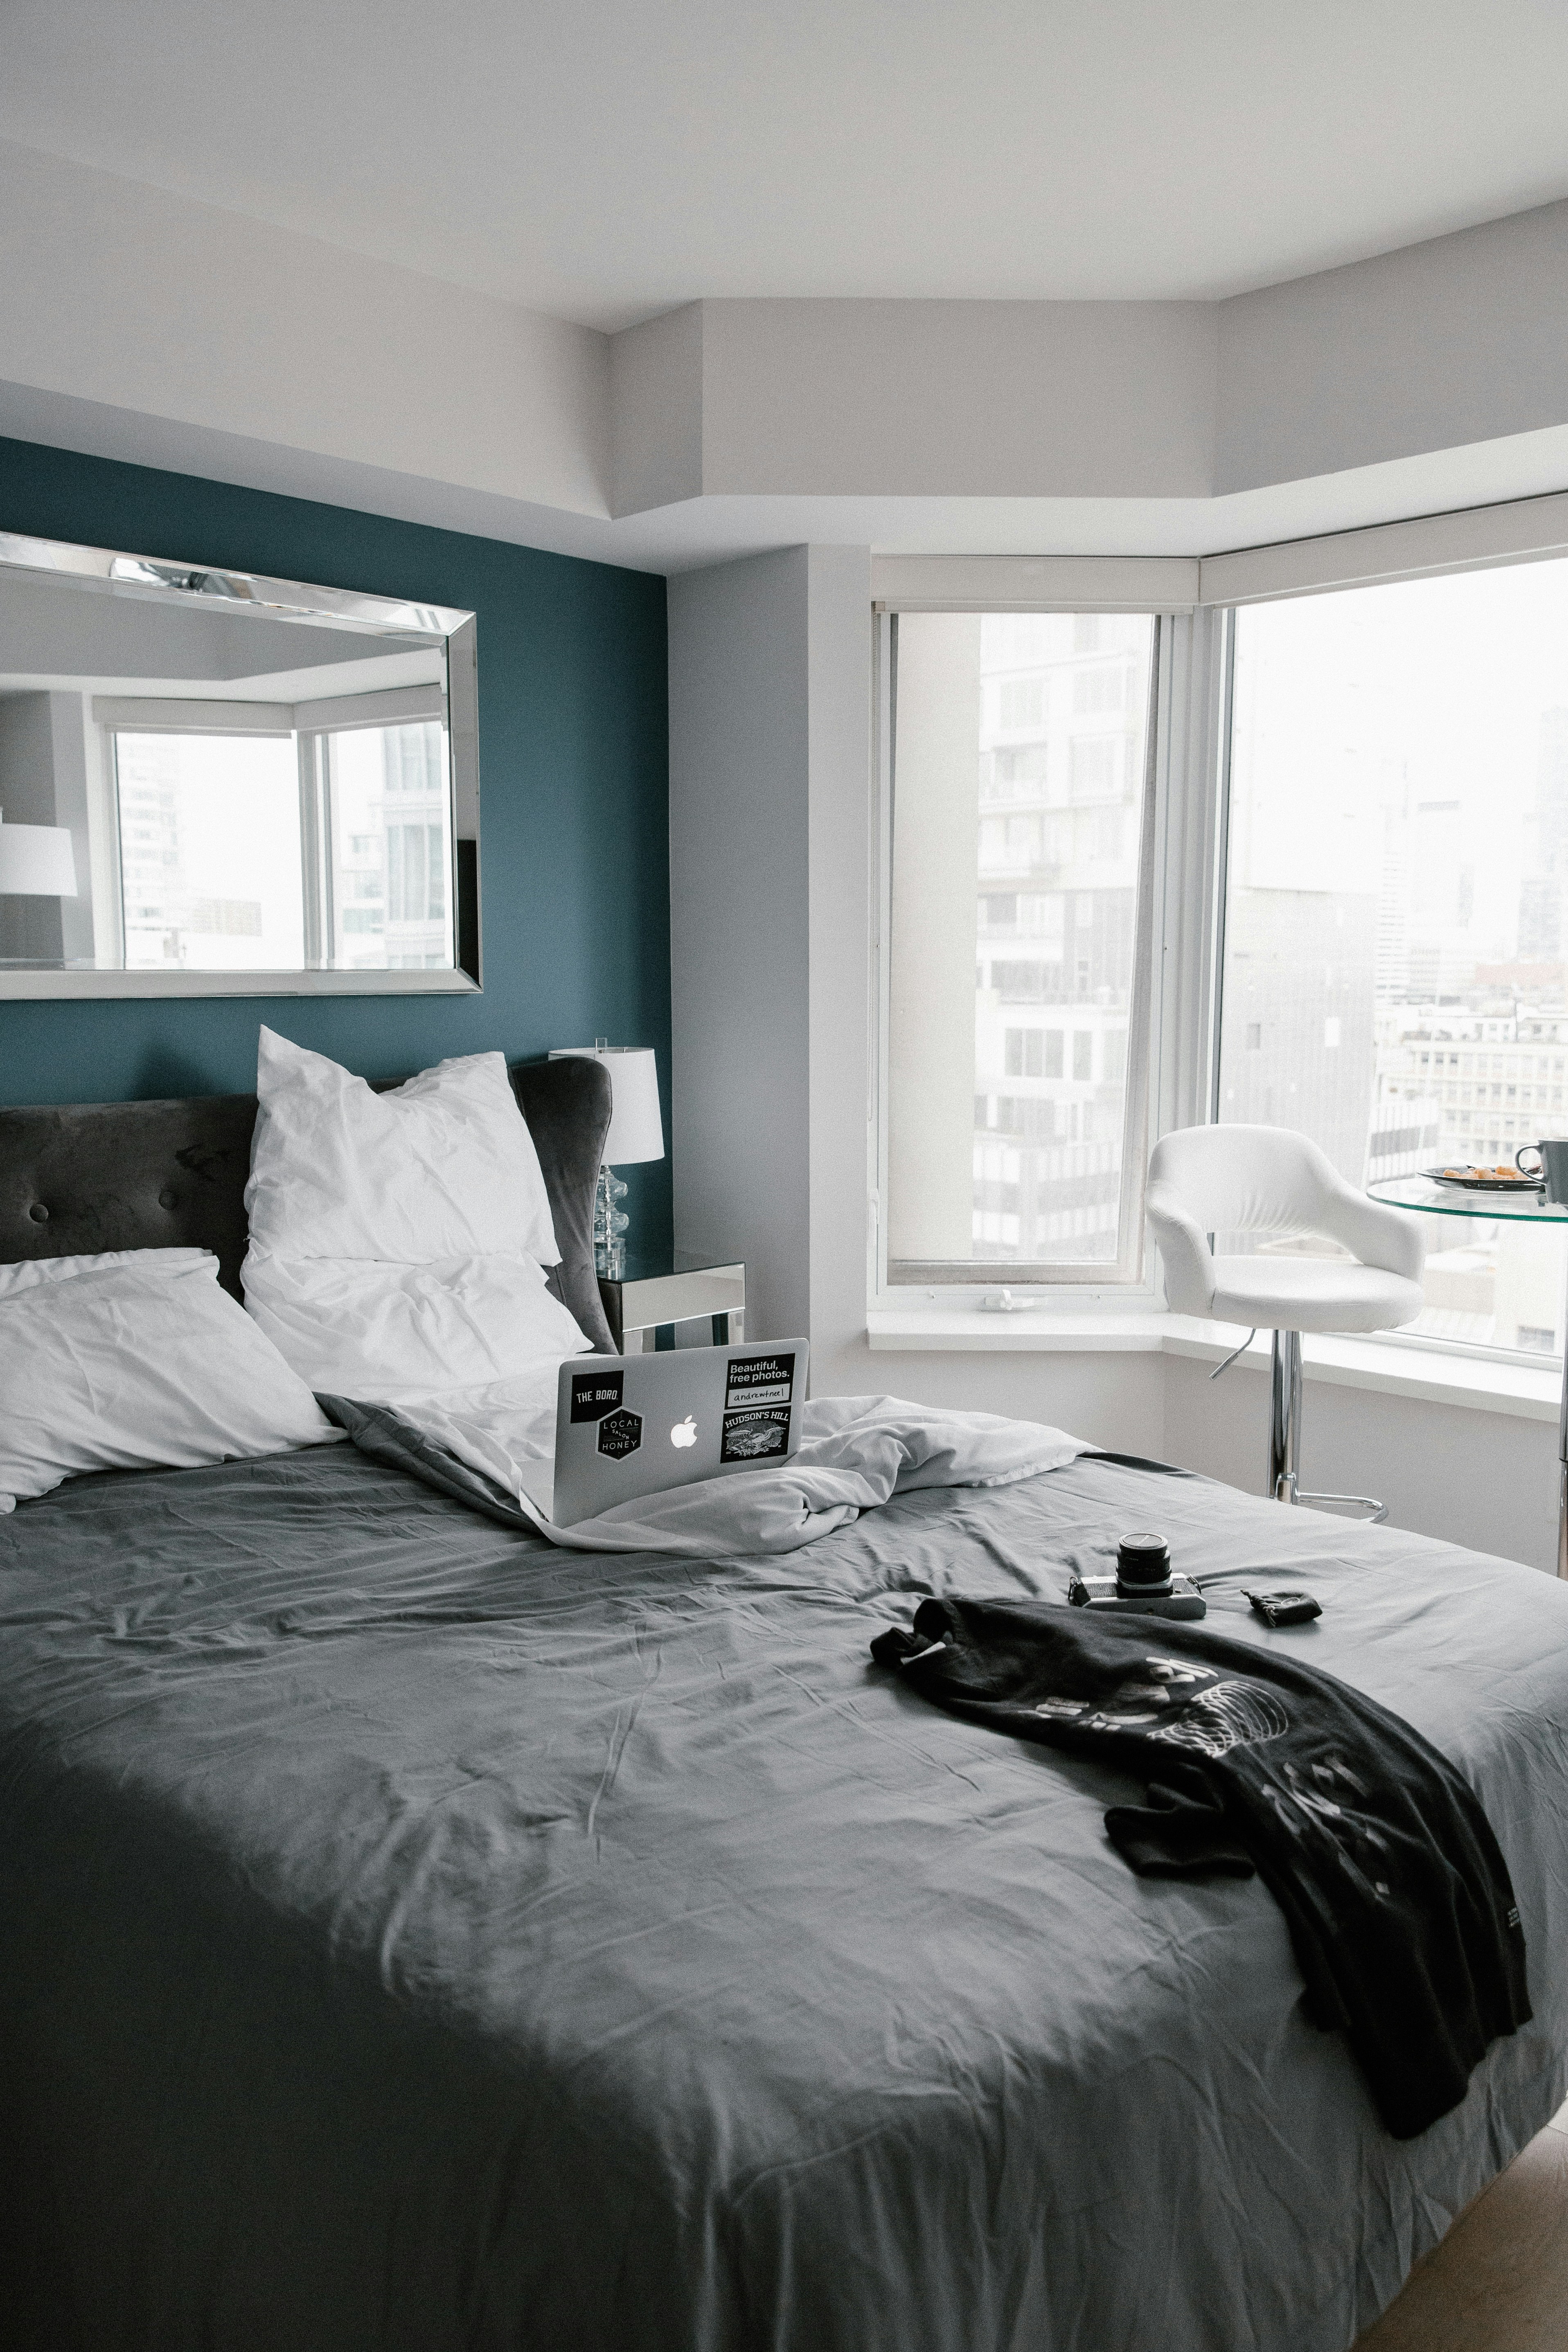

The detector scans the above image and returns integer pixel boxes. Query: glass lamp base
[595,1165,629,1281]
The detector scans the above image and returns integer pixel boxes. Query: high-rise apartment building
[970,613,1147,1260]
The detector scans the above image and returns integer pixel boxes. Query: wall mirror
[0,529,480,997]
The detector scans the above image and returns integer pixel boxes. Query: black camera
[1066,1531,1205,1620]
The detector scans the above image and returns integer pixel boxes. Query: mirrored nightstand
[598,1256,746,1354]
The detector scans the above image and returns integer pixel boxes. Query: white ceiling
[5,0,1568,332]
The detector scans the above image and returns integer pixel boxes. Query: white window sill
[865,1307,1562,1423]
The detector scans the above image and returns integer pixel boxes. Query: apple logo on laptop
[670,1416,698,1449]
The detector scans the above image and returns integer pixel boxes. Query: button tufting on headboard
[0,1057,617,1349]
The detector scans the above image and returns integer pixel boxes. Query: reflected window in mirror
[104,695,453,974]
[318,719,453,971]
[112,729,304,971]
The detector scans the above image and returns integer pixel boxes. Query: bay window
[874,539,1568,1366]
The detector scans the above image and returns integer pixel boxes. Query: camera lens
[1117,1532,1171,1593]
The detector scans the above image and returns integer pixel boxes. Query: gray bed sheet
[3,1441,1568,2352]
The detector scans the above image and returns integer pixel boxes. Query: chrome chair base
[1268,1329,1387,1524]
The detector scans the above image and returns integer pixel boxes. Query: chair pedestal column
[1268,1329,1302,1503]
[1266,1327,1388,1523]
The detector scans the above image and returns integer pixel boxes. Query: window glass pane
[1217,559,1568,1357]
[886,611,1155,1272]
[325,721,453,971]
[114,731,303,969]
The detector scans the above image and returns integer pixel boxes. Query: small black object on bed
[1246,1588,1324,1628]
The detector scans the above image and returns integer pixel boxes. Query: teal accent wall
[0,438,672,1254]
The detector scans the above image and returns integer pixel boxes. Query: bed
[3,1066,1568,2352]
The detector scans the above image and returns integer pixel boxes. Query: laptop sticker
[597,1408,643,1460]
[720,1406,792,1464]
[570,1370,624,1423]
[725,1352,795,1411]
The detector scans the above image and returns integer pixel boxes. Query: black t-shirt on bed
[872,1596,1531,2139]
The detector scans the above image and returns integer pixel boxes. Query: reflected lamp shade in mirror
[548,1045,665,1282]
[0,820,77,897]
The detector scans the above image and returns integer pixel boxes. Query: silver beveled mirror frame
[0,530,481,998]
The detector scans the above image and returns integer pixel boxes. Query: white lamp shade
[0,821,77,897]
[549,1046,665,1165]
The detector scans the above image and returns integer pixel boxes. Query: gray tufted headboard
[0,1053,616,1354]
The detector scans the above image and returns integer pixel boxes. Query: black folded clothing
[872,1596,1530,2138]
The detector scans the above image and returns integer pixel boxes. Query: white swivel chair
[1147,1126,1425,1521]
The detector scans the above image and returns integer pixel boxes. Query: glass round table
[1369,1174,1568,1576]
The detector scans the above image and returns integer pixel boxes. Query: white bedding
[0,1256,342,1510]
[241,1030,589,1396]
[340,1381,1090,1556]
[244,1027,561,1265]
[243,1248,591,1401]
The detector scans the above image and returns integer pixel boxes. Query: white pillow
[243,1028,559,1267]
[0,1247,216,1298]
[0,1260,342,1512]
[242,1249,591,1404]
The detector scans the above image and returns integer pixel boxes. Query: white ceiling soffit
[4,0,1568,331]
[8,140,1568,577]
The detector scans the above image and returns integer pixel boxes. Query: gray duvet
[2,1440,1567,2352]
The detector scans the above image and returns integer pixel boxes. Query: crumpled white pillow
[0,1246,214,1298]
[242,1249,592,1404]
[0,1258,342,1512]
[243,1028,560,1267]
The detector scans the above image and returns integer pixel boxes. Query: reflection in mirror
[0,534,479,996]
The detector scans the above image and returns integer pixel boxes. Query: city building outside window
[882,611,1157,1284]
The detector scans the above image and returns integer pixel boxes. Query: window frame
[871,606,1178,1300]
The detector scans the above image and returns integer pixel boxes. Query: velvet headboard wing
[0,1054,616,1354]
[507,1054,614,1352]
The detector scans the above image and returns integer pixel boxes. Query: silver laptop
[539,1339,809,1527]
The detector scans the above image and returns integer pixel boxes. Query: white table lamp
[548,1043,665,1278]
[0,819,77,897]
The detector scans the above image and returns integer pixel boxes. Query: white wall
[610,303,703,516]
[667,548,812,1343]
[1163,1353,1558,1573]
[696,298,1218,498]
[1217,199,1568,493]
[0,569,372,684]
[804,546,875,1391]
[0,692,62,960]
[0,139,611,524]
[0,689,94,964]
